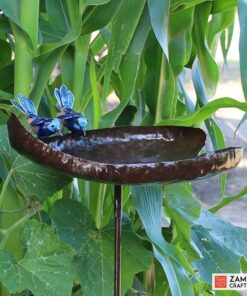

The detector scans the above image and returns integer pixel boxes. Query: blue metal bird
[54,84,88,135]
[11,94,62,138]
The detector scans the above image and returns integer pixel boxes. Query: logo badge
[213,274,247,290]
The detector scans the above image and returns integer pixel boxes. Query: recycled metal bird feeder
[8,114,243,296]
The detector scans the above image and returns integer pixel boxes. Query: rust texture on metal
[8,114,243,185]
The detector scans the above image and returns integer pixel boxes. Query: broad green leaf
[131,186,194,296]
[103,0,146,100]
[192,225,240,283]
[148,0,169,57]
[38,1,80,51]
[0,63,14,93]
[0,40,12,67]
[0,90,13,100]
[143,32,175,121]
[192,2,219,96]
[115,105,137,126]
[0,14,12,33]
[45,0,71,32]
[0,187,27,260]
[30,46,67,107]
[0,0,21,27]
[50,199,153,296]
[164,183,201,260]
[0,111,9,125]
[154,247,194,296]
[0,125,71,201]
[60,46,74,89]
[197,211,247,261]
[192,211,247,283]
[207,10,235,50]
[169,7,194,76]
[170,0,208,12]
[19,0,39,49]
[0,220,75,296]
[72,35,91,112]
[212,0,237,14]
[11,21,33,97]
[238,0,247,100]
[155,97,247,126]
[153,260,169,296]
[100,4,150,128]
[81,0,124,34]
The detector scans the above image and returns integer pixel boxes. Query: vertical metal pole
[114,185,122,296]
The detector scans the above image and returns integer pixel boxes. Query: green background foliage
[0,0,247,295]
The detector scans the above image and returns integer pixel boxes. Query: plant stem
[0,169,13,208]
[94,184,106,229]
[10,22,33,97]
[0,208,37,249]
[73,36,90,112]
[90,57,101,128]
[20,0,39,50]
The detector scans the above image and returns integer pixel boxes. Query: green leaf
[45,0,71,32]
[131,186,194,296]
[192,62,226,195]
[192,2,219,96]
[212,0,237,14]
[103,0,146,100]
[51,199,153,296]
[192,211,247,283]
[0,220,75,296]
[197,211,247,261]
[81,0,110,5]
[170,0,208,12]
[164,183,201,260]
[155,97,247,126]
[0,125,71,201]
[0,0,21,28]
[0,90,13,100]
[90,57,101,128]
[143,32,175,121]
[220,22,234,65]
[81,0,124,35]
[0,40,12,67]
[100,4,150,127]
[0,111,9,125]
[238,0,247,100]
[148,0,169,57]
[192,225,240,283]
[168,7,194,76]
[0,63,14,93]
[207,10,235,50]
[19,0,39,49]
[210,185,247,213]
[30,46,67,107]
[38,2,80,50]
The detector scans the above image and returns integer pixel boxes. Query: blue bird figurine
[11,94,63,138]
[54,84,88,135]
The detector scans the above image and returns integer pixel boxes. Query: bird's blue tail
[54,84,75,111]
[11,94,37,117]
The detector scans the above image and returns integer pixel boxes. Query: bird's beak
[58,130,63,136]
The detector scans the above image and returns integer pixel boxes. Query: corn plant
[0,0,247,295]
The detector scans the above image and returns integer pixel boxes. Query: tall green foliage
[0,0,247,295]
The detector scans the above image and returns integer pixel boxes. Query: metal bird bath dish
[8,114,243,296]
